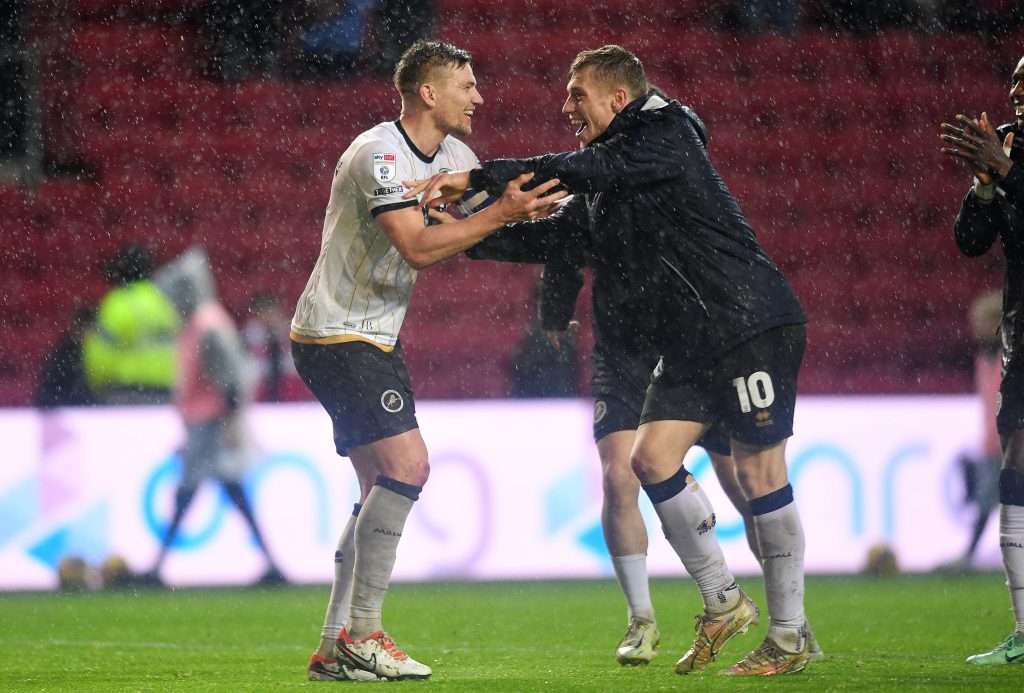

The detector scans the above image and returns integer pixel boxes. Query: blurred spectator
[948,290,1004,570]
[508,277,580,398]
[82,244,179,404]
[35,306,96,408]
[730,0,801,34]
[201,0,288,80]
[816,0,915,32]
[294,0,379,78]
[27,0,97,178]
[369,0,434,75]
[242,291,296,402]
[0,0,28,162]
[148,247,284,585]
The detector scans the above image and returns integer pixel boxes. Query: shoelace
[378,634,409,661]
[688,615,716,660]
[734,641,784,672]
[621,621,646,647]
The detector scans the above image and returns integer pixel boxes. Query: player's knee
[603,461,640,504]
[630,447,664,484]
[399,456,430,487]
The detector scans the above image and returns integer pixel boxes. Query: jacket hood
[154,246,217,318]
[596,92,708,149]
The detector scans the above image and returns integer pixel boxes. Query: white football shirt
[290,121,478,350]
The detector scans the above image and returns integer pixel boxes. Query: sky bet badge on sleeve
[373,152,397,184]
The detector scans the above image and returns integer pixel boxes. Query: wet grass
[0,574,1021,691]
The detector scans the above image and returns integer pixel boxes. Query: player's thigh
[292,340,420,459]
[349,428,429,487]
[597,429,639,496]
[731,438,790,498]
[709,450,750,513]
[718,324,805,451]
[1002,433,1024,474]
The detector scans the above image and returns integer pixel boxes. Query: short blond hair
[569,45,648,100]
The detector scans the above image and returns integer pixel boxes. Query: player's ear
[611,87,630,113]
[419,83,436,108]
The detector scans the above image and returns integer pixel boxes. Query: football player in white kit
[291,40,567,681]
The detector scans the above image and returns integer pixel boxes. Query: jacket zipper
[659,256,709,316]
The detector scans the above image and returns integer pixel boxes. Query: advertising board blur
[0,397,990,590]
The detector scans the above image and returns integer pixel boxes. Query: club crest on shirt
[381,389,404,413]
[373,152,397,184]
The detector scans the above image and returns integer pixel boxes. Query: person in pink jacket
[146,247,284,585]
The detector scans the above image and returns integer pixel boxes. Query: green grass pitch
[1,574,1022,691]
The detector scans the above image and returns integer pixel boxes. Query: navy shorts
[292,340,419,456]
[592,345,730,456]
[998,356,1024,436]
[642,325,805,447]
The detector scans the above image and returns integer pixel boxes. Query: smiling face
[1011,56,1024,128]
[561,67,624,146]
[430,62,483,138]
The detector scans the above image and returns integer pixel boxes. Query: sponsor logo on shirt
[373,185,405,196]
[373,152,397,184]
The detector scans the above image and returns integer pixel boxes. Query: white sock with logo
[653,483,738,615]
[317,503,360,658]
[611,554,655,623]
[1000,504,1024,635]
[752,487,806,653]
[348,481,418,640]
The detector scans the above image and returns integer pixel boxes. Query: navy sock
[375,475,422,501]
[641,465,690,504]
[750,483,795,516]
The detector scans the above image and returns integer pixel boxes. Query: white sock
[1000,504,1024,634]
[317,503,360,657]
[653,483,738,614]
[348,483,417,640]
[611,554,655,623]
[753,491,806,652]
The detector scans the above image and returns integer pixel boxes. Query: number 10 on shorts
[732,371,775,413]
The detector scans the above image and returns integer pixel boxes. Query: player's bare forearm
[377,204,515,270]
[381,177,568,269]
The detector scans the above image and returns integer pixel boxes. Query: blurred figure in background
[369,0,434,75]
[507,274,580,398]
[243,290,295,402]
[146,247,284,585]
[294,0,378,78]
[729,0,801,34]
[35,306,96,408]
[82,244,179,405]
[964,290,1005,566]
[944,290,1003,572]
[201,0,288,80]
